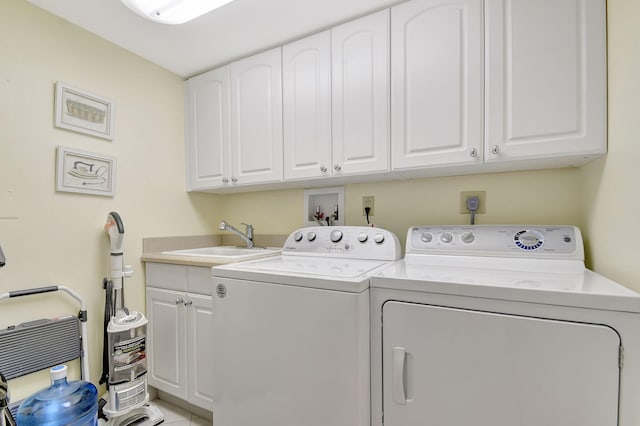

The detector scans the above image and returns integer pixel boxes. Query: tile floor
[151,398,212,425]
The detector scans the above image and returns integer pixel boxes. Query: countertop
[140,234,287,267]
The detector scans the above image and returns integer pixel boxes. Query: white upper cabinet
[184,0,607,192]
[229,47,283,185]
[332,9,391,176]
[391,0,484,171]
[184,67,230,190]
[283,9,390,182]
[485,0,607,163]
[282,31,332,180]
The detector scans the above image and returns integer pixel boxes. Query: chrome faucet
[219,221,254,248]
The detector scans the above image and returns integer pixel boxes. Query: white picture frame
[54,82,115,140]
[56,146,116,197]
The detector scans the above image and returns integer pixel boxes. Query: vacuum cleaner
[99,212,164,426]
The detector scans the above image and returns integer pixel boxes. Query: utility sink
[162,246,281,260]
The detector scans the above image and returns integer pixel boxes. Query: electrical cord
[364,207,371,225]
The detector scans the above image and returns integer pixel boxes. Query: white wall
[0,0,219,398]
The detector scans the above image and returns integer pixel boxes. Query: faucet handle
[240,222,253,229]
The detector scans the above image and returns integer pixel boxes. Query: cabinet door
[146,287,188,399]
[391,0,483,170]
[186,293,214,411]
[283,31,332,180]
[184,67,231,190]
[485,0,606,162]
[332,9,390,176]
[230,48,283,185]
[383,302,620,426]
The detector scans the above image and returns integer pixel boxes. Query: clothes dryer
[212,226,401,426]
[371,225,640,426]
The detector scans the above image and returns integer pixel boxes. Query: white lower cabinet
[146,263,213,411]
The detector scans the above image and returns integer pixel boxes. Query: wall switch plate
[459,191,486,214]
[362,195,375,216]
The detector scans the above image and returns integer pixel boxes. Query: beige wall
[580,0,640,292]
[220,168,583,250]
[1,0,637,402]
[0,0,219,398]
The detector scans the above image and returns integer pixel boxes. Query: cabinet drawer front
[187,266,213,295]
[146,263,187,291]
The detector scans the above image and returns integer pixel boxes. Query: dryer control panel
[406,225,583,260]
[283,226,402,261]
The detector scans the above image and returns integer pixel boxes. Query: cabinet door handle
[184,300,193,307]
[175,298,184,305]
[392,347,407,405]
[320,165,327,173]
[334,164,342,172]
[470,148,478,158]
[231,176,238,183]
[222,177,229,184]
[491,145,500,155]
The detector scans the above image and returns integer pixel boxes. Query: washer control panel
[407,225,582,259]
[284,226,401,261]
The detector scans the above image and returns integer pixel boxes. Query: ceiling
[27,0,404,78]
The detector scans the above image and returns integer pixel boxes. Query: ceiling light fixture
[120,0,236,25]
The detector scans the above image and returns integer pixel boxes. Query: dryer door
[382,302,620,426]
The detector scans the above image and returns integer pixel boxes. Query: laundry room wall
[580,0,640,292]
[221,168,584,254]
[0,0,219,399]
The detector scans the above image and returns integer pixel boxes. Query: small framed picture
[54,82,115,140]
[56,146,116,196]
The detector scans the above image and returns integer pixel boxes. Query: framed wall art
[54,82,115,140]
[56,146,116,196]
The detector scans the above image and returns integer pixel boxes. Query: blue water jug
[16,365,98,426]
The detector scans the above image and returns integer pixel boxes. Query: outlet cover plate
[459,191,486,214]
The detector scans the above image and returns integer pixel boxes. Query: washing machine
[211,226,401,426]
[371,225,640,426]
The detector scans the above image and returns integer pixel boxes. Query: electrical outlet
[459,191,486,214]
[362,195,375,216]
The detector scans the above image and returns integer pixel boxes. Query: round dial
[514,229,544,250]
[460,232,475,244]
[440,232,453,243]
[420,232,433,243]
[293,232,303,242]
[373,233,385,244]
[307,231,317,242]
[358,233,368,243]
[330,230,343,243]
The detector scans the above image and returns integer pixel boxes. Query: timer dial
[514,230,544,250]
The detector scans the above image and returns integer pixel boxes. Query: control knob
[461,232,475,244]
[293,232,303,242]
[307,232,317,242]
[358,233,368,243]
[373,233,385,244]
[330,230,343,243]
[440,232,453,243]
[420,232,433,243]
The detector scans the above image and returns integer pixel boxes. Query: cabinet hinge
[619,345,624,369]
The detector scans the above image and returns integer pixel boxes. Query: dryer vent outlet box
[303,187,345,227]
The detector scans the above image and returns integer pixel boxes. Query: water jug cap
[50,365,67,381]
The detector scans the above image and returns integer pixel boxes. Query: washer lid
[213,255,393,292]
